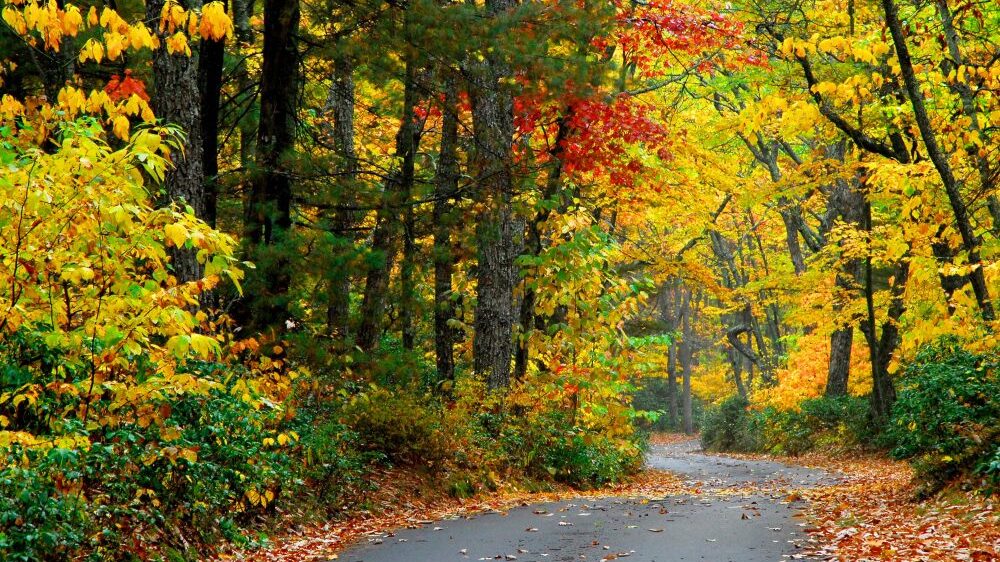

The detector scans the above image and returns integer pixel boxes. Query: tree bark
[147,0,206,283]
[356,53,420,352]
[469,0,520,390]
[680,291,694,435]
[667,339,679,428]
[324,56,357,341]
[243,0,299,327]
[433,76,460,387]
[823,175,865,397]
[825,325,853,396]
[860,202,909,421]
[199,27,225,228]
[513,113,570,381]
[401,196,417,350]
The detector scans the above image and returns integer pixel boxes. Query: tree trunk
[513,114,571,381]
[469,0,520,390]
[860,202,909,421]
[243,0,299,327]
[779,203,807,275]
[728,346,748,399]
[823,175,865,397]
[324,56,357,341]
[356,53,420,352]
[401,198,416,350]
[433,76,460,387]
[881,0,993,321]
[147,0,206,283]
[199,29,224,228]
[825,325,853,396]
[233,0,256,175]
[667,340,678,428]
[680,290,694,435]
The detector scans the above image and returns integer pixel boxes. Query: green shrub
[886,341,1000,493]
[339,385,452,466]
[700,395,761,452]
[293,416,374,506]
[495,410,642,487]
[0,385,294,560]
[759,396,875,456]
[0,460,88,562]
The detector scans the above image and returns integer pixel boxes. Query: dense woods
[2,0,1000,558]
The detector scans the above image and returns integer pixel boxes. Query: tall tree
[879,0,993,322]
[147,0,207,282]
[433,74,461,386]
[356,50,421,352]
[323,55,358,341]
[468,0,521,389]
[244,0,300,326]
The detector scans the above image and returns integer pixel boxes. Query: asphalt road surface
[336,439,846,562]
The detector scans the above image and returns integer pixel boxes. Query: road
[336,439,845,562]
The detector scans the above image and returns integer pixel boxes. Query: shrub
[0,376,295,560]
[0,461,88,562]
[759,396,874,456]
[886,341,1000,493]
[500,410,642,487]
[339,385,452,466]
[700,395,761,452]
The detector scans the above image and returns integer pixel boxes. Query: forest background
[1,0,1000,558]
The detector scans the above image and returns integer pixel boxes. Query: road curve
[336,439,842,562]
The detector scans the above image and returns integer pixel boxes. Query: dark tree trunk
[433,76,460,387]
[147,0,206,283]
[779,204,807,275]
[666,340,678,428]
[728,347,747,399]
[469,0,520,390]
[513,114,570,381]
[324,57,357,341]
[680,295,694,435]
[356,54,420,352]
[233,0,256,173]
[244,0,299,326]
[881,0,993,321]
[823,175,865,397]
[860,202,909,421]
[401,200,416,350]
[199,30,225,228]
[825,325,853,396]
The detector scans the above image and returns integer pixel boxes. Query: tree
[243,0,300,327]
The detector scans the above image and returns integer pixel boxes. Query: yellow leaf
[164,223,188,248]
[112,114,130,140]
[199,2,233,41]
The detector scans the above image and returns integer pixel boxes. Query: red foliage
[104,70,150,102]
[594,0,766,76]
[560,94,670,187]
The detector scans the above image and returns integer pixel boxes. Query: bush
[0,381,295,560]
[339,385,451,466]
[502,410,642,487]
[885,341,1000,493]
[700,395,761,452]
[759,396,875,456]
[0,462,88,562]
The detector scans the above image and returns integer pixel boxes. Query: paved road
[337,439,843,562]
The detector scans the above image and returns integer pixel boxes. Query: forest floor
[219,434,999,561]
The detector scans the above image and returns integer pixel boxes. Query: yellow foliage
[754,334,872,411]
